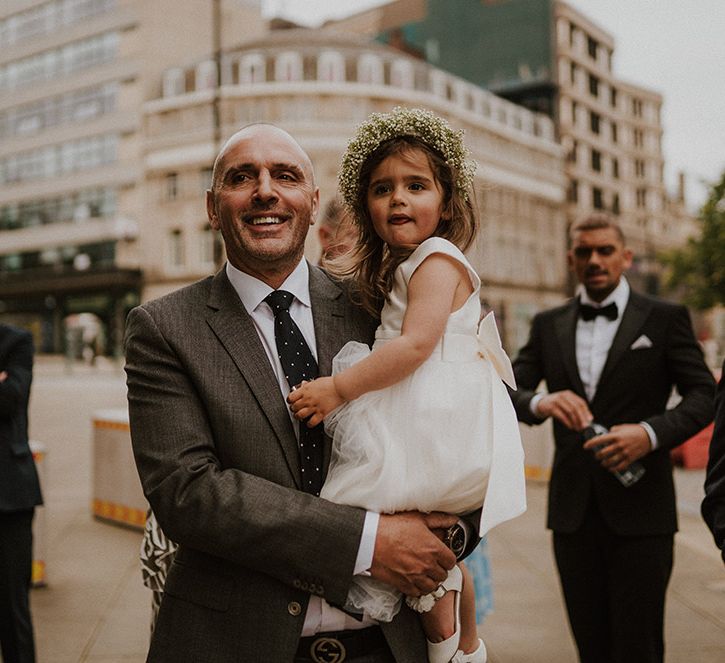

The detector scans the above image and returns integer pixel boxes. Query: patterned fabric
[140,510,178,632]
[264,290,324,495]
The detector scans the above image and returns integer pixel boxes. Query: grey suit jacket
[125,265,427,662]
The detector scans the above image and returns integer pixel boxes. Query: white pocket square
[630,334,653,350]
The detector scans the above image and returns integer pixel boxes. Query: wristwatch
[443,523,466,559]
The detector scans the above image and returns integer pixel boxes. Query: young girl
[289,107,526,663]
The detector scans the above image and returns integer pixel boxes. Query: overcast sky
[263,0,725,210]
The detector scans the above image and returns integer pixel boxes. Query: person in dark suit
[125,124,467,662]
[0,324,42,663]
[702,359,725,564]
[510,214,715,663]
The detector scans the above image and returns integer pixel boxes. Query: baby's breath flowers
[338,106,476,209]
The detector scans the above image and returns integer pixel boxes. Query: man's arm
[511,313,592,430]
[702,363,725,564]
[0,330,33,420]
[642,305,716,449]
[125,306,453,603]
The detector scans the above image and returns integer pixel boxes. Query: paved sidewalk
[27,356,725,662]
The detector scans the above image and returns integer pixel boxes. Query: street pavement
[27,356,725,662]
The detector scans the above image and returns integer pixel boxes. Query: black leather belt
[295,626,387,662]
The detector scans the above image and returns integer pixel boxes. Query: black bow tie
[579,302,618,322]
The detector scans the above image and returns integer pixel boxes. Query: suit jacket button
[288,601,302,616]
[293,579,302,589]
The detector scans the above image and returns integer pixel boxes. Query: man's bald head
[210,123,315,192]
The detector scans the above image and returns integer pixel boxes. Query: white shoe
[452,638,487,663]
[425,566,463,663]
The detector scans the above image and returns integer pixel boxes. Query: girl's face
[366,149,448,248]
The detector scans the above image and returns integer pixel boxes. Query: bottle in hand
[582,422,646,487]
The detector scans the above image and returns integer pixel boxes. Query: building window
[636,187,647,209]
[610,86,617,108]
[588,74,599,97]
[592,187,603,209]
[632,98,643,117]
[611,121,618,143]
[635,159,645,179]
[200,226,215,267]
[589,111,600,134]
[165,173,179,201]
[633,128,644,148]
[199,166,213,194]
[612,193,620,215]
[163,68,184,97]
[587,36,598,59]
[239,53,265,84]
[571,101,578,125]
[570,62,577,85]
[568,179,578,203]
[612,158,619,178]
[317,50,345,82]
[195,60,217,91]
[274,52,302,82]
[168,229,184,267]
[591,149,601,172]
[568,140,578,163]
[391,59,414,89]
[569,22,576,47]
[357,54,383,85]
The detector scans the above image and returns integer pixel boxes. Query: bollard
[91,409,147,530]
[29,440,47,587]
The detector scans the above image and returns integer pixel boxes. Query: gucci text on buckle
[310,636,346,663]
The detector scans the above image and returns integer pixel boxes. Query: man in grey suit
[125,124,461,662]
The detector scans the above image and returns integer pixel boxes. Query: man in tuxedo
[702,360,725,564]
[510,214,715,663]
[1,324,42,663]
[125,124,464,662]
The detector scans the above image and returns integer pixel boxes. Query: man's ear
[206,190,219,229]
[309,187,320,226]
[623,247,634,270]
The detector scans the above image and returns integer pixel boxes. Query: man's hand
[287,377,345,427]
[583,423,651,472]
[0,371,7,382]
[369,512,458,597]
[536,390,592,431]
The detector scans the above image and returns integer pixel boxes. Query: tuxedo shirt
[225,260,377,635]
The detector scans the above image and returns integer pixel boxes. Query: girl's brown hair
[328,136,478,316]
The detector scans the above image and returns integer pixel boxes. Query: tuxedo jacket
[0,324,42,513]
[125,265,430,662]
[702,359,725,561]
[511,291,715,536]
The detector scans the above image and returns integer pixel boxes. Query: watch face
[446,525,465,557]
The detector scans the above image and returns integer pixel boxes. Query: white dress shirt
[225,260,377,633]
[532,277,657,449]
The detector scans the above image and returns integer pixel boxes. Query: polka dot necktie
[265,290,324,496]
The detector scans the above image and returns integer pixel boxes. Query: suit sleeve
[642,305,716,449]
[0,331,33,421]
[510,313,547,426]
[124,306,366,606]
[702,363,725,563]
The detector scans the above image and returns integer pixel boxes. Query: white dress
[322,237,526,621]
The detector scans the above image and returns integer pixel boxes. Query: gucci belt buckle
[309,635,346,663]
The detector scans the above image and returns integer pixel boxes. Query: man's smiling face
[206,125,319,286]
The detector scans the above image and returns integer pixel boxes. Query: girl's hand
[287,377,345,427]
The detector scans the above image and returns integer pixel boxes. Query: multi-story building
[329,0,697,294]
[0,0,266,354]
[143,27,567,350]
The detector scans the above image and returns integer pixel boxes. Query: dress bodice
[377,237,481,340]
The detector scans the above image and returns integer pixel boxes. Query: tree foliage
[664,171,725,309]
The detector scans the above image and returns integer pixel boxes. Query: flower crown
[338,106,477,210]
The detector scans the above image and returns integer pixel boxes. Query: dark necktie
[579,301,618,322]
[264,290,323,496]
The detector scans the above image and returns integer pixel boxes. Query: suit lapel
[596,291,652,392]
[308,264,348,471]
[205,270,302,489]
[554,300,587,398]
